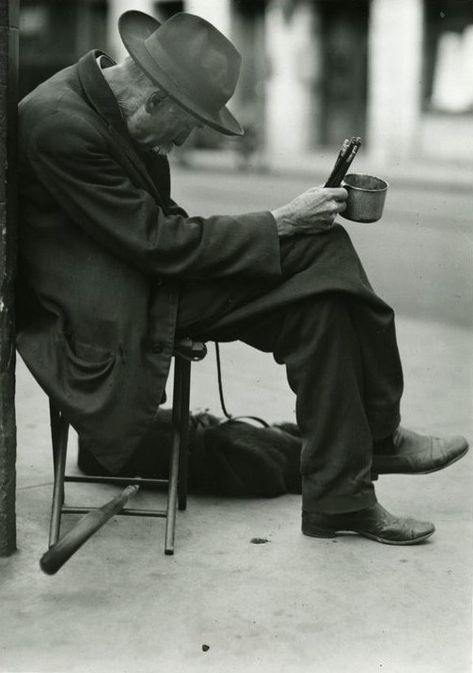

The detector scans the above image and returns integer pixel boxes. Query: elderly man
[17,11,468,545]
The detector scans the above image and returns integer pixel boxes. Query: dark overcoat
[17,51,281,472]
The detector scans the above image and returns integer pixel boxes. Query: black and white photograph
[0,0,472,671]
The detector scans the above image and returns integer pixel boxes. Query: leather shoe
[372,427,468,478]
[302,503,435,545]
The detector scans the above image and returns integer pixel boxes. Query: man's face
[127,92,202,153]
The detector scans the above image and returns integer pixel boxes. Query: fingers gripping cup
[341,174,388,223]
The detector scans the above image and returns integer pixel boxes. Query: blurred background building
[18,0,473,165]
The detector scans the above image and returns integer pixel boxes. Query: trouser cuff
[302,476,377,514]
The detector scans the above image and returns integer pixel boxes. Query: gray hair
[115,57,165,118]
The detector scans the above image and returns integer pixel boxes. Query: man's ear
[145,91,167,114]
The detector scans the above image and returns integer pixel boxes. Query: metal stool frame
[48,339,207,556]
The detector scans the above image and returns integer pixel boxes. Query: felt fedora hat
[118,10,244,136]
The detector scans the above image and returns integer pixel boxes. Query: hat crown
[143,13,241,110]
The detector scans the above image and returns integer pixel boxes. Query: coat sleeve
[25,111,282,280]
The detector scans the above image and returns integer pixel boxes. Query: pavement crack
[17,481,53,491]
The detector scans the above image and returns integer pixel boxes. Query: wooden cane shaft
[40,485,139,575]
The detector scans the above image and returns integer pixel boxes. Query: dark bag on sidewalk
[78,410,302,497]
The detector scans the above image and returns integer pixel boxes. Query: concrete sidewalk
[173,148,473,194]
[1,314,471,673]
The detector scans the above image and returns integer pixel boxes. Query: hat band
[143,40,226,114]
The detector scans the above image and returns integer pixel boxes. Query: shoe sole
[372,445,469,479]
[302,527,435,545]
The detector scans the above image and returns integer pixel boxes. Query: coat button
[155,277,164,287]
[151,342,164,354]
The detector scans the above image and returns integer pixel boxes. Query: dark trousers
[176,226,403,513]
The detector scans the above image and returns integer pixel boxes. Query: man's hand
[271,186,348,238]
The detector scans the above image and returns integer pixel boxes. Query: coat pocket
[61,336,116,389]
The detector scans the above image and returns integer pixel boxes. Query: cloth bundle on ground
[78,410,302,497]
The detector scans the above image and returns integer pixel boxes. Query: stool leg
[49,404,69,547]
[177,359,191,512]
[164,360,184,555]
[50,401,61,472]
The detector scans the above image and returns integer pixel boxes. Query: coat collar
[77,50,129,138]
[77,50,169,207]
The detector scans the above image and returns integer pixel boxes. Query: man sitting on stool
[17,10,468,545]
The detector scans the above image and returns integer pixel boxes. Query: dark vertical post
[0,0,19,556]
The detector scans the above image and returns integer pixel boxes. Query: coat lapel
[77,50,170,210]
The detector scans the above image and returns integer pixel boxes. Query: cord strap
[214,342,269,428]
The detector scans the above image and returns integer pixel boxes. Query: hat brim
[118,11,244,136]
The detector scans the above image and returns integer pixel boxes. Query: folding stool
[47,337,207,556]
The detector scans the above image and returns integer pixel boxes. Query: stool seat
[174,337,207,361]
[47,337,207,563]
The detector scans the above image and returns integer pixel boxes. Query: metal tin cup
[341,173,389,223]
